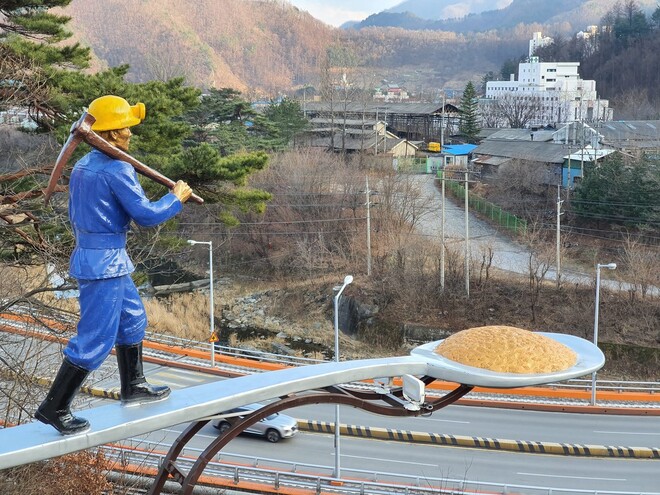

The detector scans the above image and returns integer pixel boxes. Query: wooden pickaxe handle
[44,113,204,205]
[44,114,88,204]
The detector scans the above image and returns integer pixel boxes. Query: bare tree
[612,88,660,120]
[372,172,436,237]
[620,234,660,300]
[479,98,503,128]
[0,46,51,121]
[523,225,553,322]
[493,92,545,128]
[488,159,556,221]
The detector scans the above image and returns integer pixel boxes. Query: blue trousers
[64,275,147,371]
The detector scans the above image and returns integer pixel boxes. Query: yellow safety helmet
[88,95,146,131]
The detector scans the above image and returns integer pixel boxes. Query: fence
[444,178,527,235]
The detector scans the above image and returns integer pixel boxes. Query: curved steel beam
[149,383,473,494]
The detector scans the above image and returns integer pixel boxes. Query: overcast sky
[288,0,402,27]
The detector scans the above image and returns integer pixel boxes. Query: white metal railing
[146,330,324,367]
[104,443,660,495]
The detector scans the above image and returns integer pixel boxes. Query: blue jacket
[68,149,182,280]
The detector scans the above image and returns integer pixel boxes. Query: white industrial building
[483,33,613,127]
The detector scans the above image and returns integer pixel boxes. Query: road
[414,174,533,275]
[413,175,630,290]
[85,363,658,493]
[129,420,658,492]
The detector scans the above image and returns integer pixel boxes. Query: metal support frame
[149,380,473,494]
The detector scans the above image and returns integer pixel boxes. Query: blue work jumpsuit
[64,149,182,371]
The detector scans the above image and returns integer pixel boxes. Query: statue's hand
[172,180,193,203]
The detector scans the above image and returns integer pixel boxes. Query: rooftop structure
[484,33,613,127]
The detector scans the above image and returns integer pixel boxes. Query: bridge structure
[0,334,604,494]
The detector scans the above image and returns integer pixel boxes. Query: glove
[172,180,193,203]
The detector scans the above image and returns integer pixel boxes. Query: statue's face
[110,128,132,152]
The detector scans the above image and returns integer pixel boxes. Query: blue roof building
[442,144,477,156]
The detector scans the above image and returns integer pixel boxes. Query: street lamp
[187,240,215,367]
[592,262,616,405]
[333,274,353,479]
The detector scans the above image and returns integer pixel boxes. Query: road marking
[419,418,470,424]
[342,454,436,468]
[518,472,626,482]
[594,430,660,436]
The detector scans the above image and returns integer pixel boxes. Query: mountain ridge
[357,0,658,33]
[385,0,514,21]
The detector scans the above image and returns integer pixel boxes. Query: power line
[181,229,361,236]
[178,217,367,226]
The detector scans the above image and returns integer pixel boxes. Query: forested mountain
[358,0,659,34]
[533,3,660,118]
[60,0,659,111]
[63,0,336,93]
[62,0,531,94]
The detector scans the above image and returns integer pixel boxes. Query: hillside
[359,0,659,33]
[60,0,529,94]
[64,0,336,93]
[59,0,657,100]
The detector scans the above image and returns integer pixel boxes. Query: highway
[86,360,660,492]
[128,419,658,492]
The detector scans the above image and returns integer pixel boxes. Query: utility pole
[565,122,572,204]
[556,185,563,288]
[441,92,446,150]
[440,167,446,290]
[382,109,388,155]
[580,119,585,181]
[365,175,372,277]
[464,170,470,298]
[375,107,380,156]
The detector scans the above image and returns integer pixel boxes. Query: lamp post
[592,262,616,405]
[187,240,215,367]
[333,275,353,480]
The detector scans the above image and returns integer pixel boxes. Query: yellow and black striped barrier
[298,420,660,460]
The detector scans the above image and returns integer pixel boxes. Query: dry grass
[144,292,211,341]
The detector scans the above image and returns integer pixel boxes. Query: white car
[212,403,299,443]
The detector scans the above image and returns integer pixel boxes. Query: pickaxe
[44,112,204,205]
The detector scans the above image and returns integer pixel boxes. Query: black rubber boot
[35,358,90,435]
[116,343,170,405]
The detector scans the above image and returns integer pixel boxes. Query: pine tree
[263,98,309,148]
[184,88,280,155]
[458,81,480,144]
[573,155,660,228]
[0,0,91,128]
